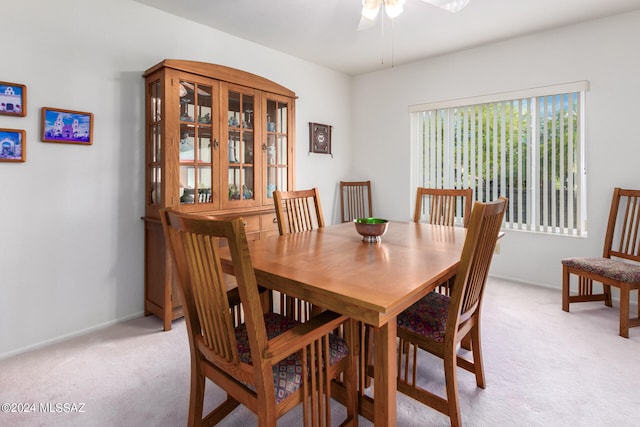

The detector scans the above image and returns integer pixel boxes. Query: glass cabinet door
[264,94,291,203]
[178,79,215,205]
[148,79,162,207]
[222,84,257,208]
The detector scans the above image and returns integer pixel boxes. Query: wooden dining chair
[273,188,325,235]
[414,187,474,295]
[340,180,373,223]
[396,197,507,427]
[413,187,473,227]
[338,180,373,389]
[562,187,640,338]
[160,208,357,427]
[273,188,326,320]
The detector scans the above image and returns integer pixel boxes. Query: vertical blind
[410,81,588,236]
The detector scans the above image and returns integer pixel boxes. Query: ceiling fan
[358,0,470,30]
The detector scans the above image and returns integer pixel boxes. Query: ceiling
[135,0,640,76]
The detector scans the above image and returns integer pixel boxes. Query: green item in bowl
[354,218,388,224]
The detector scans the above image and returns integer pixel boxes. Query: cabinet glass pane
[148,75,162,207]
[266,167,276,198]
[180,124,195,161]
[197,86,212,123]
[266,134,276,165]
[266,100,277,133]
[150,80,161,122]
[243,167,254,199]
[197,166,212,203]
[180,166,196,204]
[180,82,195,122]
[264,97,289,201]
[266,99,288,133]
[228,92,241,127]
[265,166,288,199]
[264,133,287,199]
[198,128,211,163]
[178,81,214,205]
[228,131,240,163]
[179,166,213,205]
[243,131,254,163]
[276,102,287,132]
[151,166,161,204]
[227,166,254,201]
[242,95,254,130]
[226,90,255,203]
[228,167,240,200]
[277,135,287,164]
[151,124,161,163]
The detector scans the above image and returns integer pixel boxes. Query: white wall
[4,1,639,358]
[352,11,640,289]
[0,0,352,358]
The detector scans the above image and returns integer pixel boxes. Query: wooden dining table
[223,220,466,426]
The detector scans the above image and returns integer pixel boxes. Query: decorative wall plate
[309,122,332,155]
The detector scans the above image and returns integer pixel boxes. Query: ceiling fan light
[384,0,406,19]
[361,0,382,20]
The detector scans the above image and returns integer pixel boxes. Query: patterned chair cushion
[235,312,349,404]
[397,291,450,342]
[562,257,640,283]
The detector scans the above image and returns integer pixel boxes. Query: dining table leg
[374,321,397,426]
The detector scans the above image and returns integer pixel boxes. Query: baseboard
[489,273,557,290]
[0,311,145,361]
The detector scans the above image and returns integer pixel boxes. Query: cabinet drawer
[261,212,279,231]
[240,214,261,232]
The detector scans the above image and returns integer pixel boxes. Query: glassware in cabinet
[222,85,257,208]
[263,95,292,202]
[178,79,215,206]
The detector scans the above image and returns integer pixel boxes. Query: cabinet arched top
[143,59,296,98]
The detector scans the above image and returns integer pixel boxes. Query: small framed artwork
[309,122,332,155]
[0,128,26,162]
[0,81,26,117]
[41,107,93,145]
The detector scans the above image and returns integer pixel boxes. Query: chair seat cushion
[397,291,450,342]
[235,313,349,404]
[562,257,640,283]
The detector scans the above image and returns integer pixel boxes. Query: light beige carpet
[1,278,639,426]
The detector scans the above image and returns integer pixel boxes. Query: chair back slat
[340,181,372,222]
[185,231,236,359]
[274,188,325,235]
[605,188,640,262]
[451,197,508,320]
[414,187,473,227]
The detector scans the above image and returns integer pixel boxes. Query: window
[410,81,588,236]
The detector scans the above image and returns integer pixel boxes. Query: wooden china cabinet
[142,59,296,330]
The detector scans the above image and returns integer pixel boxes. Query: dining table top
[238,221,467,327]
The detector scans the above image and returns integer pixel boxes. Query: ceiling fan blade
[420,0,470,13]
[358,0,381,31]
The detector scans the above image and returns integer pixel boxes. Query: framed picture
[309,122,332,155]
[0,128,26,162]
[0,81,26,117]
[41,107,93,145]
